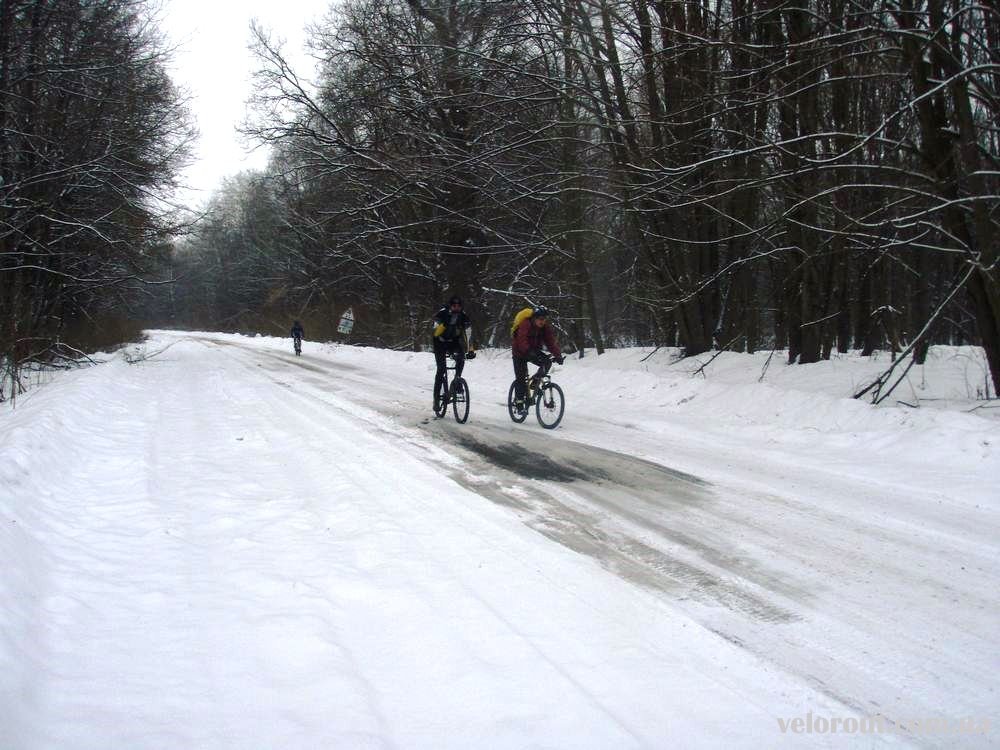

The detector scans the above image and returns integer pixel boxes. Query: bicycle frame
[525,371,551,404]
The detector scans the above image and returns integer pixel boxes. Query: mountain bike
[293,335,302,356]
[434,352,470,423]
[507,359,565,429]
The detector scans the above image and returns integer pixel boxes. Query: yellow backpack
[510,307,534,336]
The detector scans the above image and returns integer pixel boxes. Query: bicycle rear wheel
[451,378,470,423]
[507,381,527,423]
[535,382,565,429]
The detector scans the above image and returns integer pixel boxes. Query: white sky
[160,0,330,210]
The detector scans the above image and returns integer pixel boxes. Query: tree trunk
[577,245,605,355]
[893,0,1000,392]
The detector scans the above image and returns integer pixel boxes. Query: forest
[1,0,194,389]
[3,0,998,399]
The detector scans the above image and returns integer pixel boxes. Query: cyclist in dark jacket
[290,320,305,354]
[512,306,563,406]
[432,297,475,410]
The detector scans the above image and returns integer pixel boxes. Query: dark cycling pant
[513,351,550,400]
[434,338,464,399]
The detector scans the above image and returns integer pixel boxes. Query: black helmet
[531,306,549,318]
[448,296,463,307]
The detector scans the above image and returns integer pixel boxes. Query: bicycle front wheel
[452,378,470,423]
[507,381,527,423]
[535,382,565,429]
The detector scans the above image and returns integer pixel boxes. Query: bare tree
[167,0,997,392]
[1,0,194,396]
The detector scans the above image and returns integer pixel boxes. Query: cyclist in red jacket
[511,306,564,408]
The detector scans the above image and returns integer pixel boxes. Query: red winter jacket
[512,319,561,359]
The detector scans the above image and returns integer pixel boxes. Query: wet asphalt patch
[460,438,612,483]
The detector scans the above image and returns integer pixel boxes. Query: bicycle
[434,352,470,423]
[507,358,565,429]
[293,336,302,356]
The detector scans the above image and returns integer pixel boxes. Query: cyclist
[290,320,305,352]
[432,296,475,411]
[511,305,564,410]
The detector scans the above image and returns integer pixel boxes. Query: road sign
[337,307,355,335]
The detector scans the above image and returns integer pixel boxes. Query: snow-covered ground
[2,331,997,749]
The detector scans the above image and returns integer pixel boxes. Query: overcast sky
[160,0,330,210]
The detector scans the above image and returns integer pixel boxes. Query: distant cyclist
[432,296,475,410]
[511,306,563,409]
[290,320,304,354]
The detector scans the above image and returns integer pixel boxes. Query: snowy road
[3,331,997,748]
[245,335,999,740]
